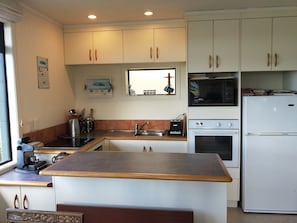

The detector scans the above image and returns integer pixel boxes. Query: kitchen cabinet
[241,17,297,71]
[0,186,55,223]
[64,30,123,65]
[187,20,239,73]
[123,27,186,63]
[108,140,187,153]
[226,168,240,207]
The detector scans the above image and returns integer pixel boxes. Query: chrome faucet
[134,121,149,135]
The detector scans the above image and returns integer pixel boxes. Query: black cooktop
[44,137,94,148]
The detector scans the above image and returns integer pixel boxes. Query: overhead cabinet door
[64,31,123,65]
[64,32,93,65]
[187,20,239,73]
[93,30,123,64]
[187,20,213,72]
[273,17,297,71]
[123,29,154,63]
[241,17,297,71]
[154,27,186,62]
[241,18,272,71]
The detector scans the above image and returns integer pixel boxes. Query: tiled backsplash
[24,120,171,143]
[95,120,171,131]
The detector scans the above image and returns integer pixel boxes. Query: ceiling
[18,0,297,25]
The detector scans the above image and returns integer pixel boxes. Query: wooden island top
[40,152,232,182]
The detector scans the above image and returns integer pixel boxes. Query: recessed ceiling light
[88,14,97,20]
[144,11,153,16]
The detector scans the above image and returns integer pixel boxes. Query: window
[0,22,12,165]
[127,68,176,96]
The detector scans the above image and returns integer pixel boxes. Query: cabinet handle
[23,194,29,209]
[149,146,153,152]
[156,47,159,59]
[14,194,19,209]
[267,53,271,67]
[274,53,278,67]
[143,146,147,152]
[89,49,92,61]
[208,55,212,68]
[95,49,98,61]
[150,47,153,59]
[216,55,219,68]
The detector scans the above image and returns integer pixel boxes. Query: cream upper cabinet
[64,30,123,65]
[123,27,186,63]
[273,17,297,71]
[93,30,123,64]
[123,29,154,63]
[154,27,186,62]
[187,20,239,73]
[64,32,93,65]
[241,18,272,71]
[241,17,297,71]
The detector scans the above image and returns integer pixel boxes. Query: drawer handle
[89,49,92,61]
[14,194,19,209]
[149,146,153,152]
[216,55,219,68]
[143,146,147,152]
[23,194,29,209]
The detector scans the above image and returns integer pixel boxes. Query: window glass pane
[128,68,176,96]
[0,22,12,165]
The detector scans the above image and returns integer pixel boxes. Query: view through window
[0,22,12,165]
[127,68,176,96]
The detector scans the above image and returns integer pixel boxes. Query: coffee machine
[17,137,48,172]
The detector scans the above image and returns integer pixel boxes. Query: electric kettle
[69,118,80,137]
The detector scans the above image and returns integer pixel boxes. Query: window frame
[0,21,12,166]
[127,67,176,96]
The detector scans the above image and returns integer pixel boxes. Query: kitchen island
[41,152,232,223]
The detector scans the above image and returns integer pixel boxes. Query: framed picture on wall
[37,56,49,89]
[84,78,113,97]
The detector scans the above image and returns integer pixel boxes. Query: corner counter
[41,152,231,223]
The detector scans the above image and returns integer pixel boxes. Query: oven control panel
[188,119,239,129]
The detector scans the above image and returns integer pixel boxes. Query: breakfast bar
[41,152,232,223]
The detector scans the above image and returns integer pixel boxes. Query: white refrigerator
[242,95,297,213]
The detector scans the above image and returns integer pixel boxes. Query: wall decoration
[37,56,49,89]
[85,78,112,97]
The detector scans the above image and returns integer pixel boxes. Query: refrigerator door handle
[246,132,290,136]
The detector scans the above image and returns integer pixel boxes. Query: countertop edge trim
[40,170,232,182]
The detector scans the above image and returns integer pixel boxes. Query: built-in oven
[188,119,239,168]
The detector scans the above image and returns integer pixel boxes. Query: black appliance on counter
[188,73,238,106]
[17,137,48,172]
[168,119,183,136]
[44,137,94,149]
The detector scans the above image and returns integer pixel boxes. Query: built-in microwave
[188,74,238,106]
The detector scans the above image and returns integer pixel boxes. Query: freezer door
[242,96,297,133]
[242,135,297,213]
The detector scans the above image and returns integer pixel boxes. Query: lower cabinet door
[0,186,55,223]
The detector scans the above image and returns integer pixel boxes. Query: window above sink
[126,68,176,96]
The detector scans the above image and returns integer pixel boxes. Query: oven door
[189,129,239,168]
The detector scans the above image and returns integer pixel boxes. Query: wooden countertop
[35,130,187,154]
[40,152,232,182]
[0,169,52,187]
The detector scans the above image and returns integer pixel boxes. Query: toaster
[169,119,182,136]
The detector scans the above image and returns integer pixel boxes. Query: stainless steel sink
[135,130,166,136]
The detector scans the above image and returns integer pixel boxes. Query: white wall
[67,62,187,120]
[283,71,297,91]
[14,7,75,134]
